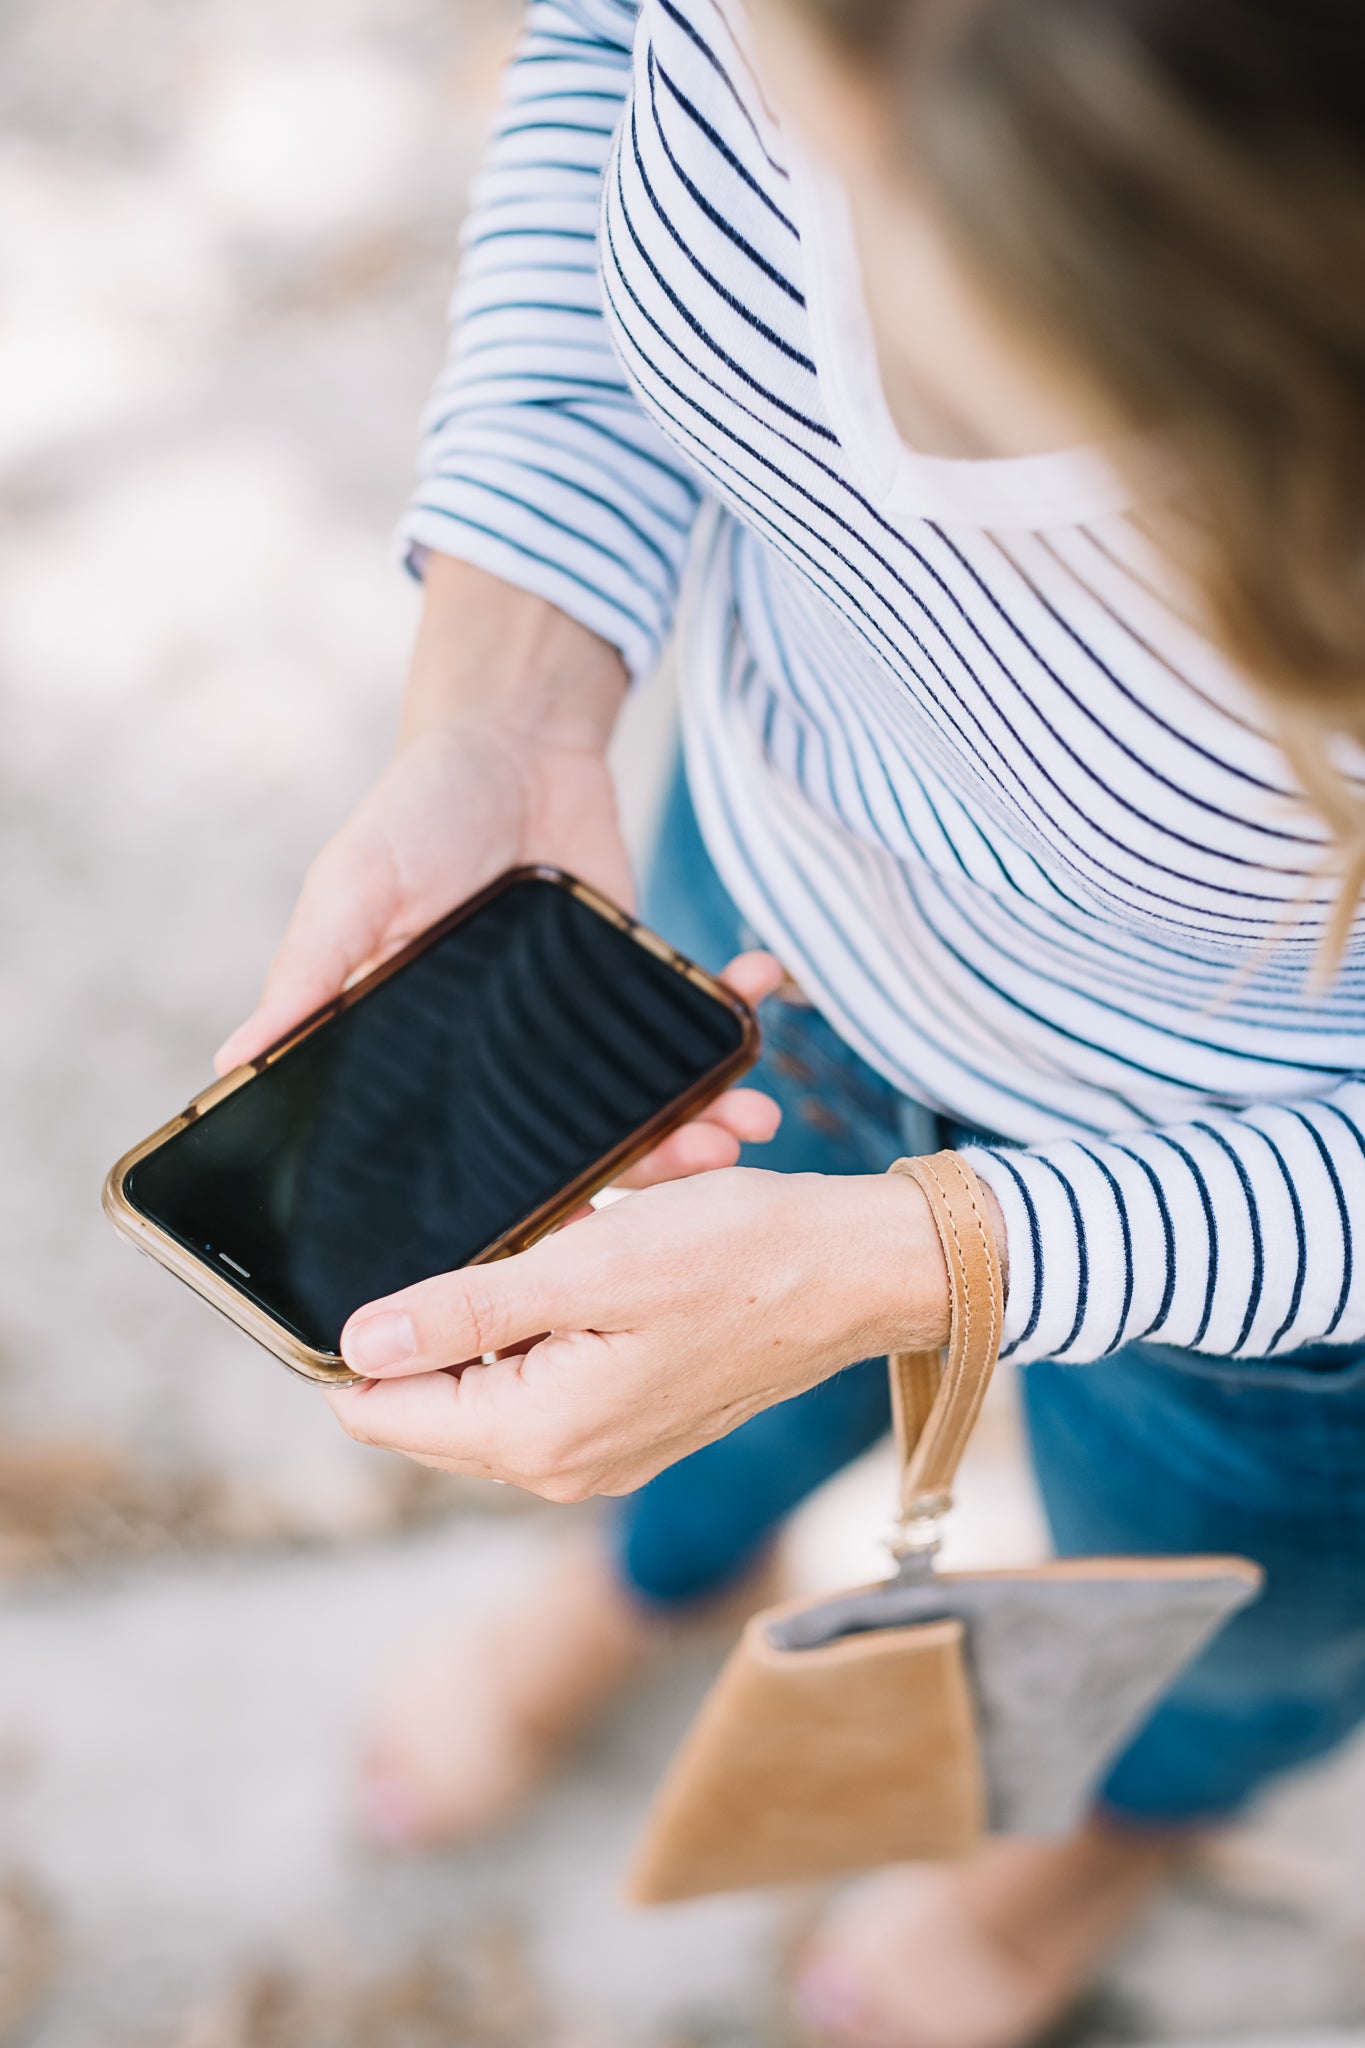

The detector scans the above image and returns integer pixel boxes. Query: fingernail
[342,1311,417,1374]
[795,1960,868,2033]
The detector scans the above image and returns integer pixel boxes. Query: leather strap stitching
[886,1152,1004,1520]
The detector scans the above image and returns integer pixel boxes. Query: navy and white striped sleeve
[399,0,703,681]
[962,1077,1365,1364]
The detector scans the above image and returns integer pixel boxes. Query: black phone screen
[124,876,747,1355]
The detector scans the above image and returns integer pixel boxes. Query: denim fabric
[620,760,1365,1821]
[1024,1348,1365,1820]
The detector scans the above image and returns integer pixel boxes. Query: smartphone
[104,867,759,1384]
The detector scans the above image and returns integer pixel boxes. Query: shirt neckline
[790,140,1135,532]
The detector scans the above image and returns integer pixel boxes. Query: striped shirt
[400,0,1365,1366]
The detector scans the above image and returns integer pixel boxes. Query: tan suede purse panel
[629,1152,1262,1905]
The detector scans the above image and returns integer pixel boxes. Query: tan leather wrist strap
[885,1153,1004,1543]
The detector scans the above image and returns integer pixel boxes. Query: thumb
[717,948,784,1008]
[339,1225,602,1378]
[213,833,400,1073]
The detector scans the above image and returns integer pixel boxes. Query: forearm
[401,555,629,754]
[400,0,702,685]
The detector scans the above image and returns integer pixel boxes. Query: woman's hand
[214,720,628,1073]
[215,558,634,1074]
[213,556,780,1172]
[323,1166,954,1500]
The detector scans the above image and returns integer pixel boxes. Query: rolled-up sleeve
[400,0,703,680]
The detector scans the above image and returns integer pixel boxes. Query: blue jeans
[619,763,1365,1824]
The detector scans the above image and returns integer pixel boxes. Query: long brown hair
[789,0,1365,965]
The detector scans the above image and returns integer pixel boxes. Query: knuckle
[334,1404,374,1447]
[455,1278,506,1358]
[511,1420,599,1503]
[516,1437,561,1486]
[531,1468,592,1505]
[515,1422,574,1488]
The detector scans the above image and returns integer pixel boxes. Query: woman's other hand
[324,1165,954,1499]
[214,556,633,1075]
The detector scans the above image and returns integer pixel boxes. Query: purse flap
[628,1614,983,1903]
[767,1556,1262,1834]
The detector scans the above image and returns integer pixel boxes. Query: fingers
[324,1369,494,1474]
[611,949,783,1189]
[616,1085,781,1187]
[324,1364,509,1487]
[717,948,784,1008]
[323,1342,605,1503]
[213,836,398,1074]
[339,1225,608,1380]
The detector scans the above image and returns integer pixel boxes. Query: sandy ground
[5,0,1365,2040]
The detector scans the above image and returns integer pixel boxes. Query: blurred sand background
[4,0,1365,2039]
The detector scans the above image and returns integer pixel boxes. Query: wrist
[401,555,628,755]
[829,1165,1008,1359]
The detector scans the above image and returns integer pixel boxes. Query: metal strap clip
[887,1490,952,1571]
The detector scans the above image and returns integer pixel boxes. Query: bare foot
[356,1539,656,1849]
[357,1539,774,1850]
[794,1818,1187,2048]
